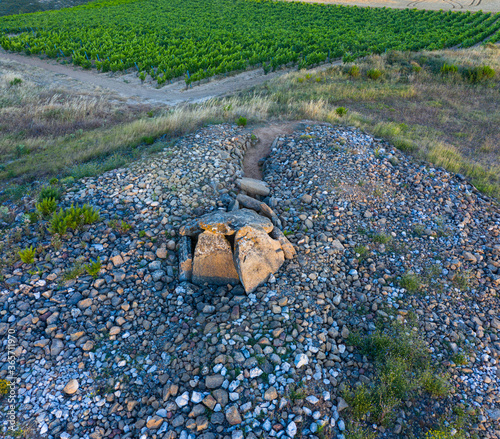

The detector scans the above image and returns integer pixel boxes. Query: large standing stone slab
[192,232,239,286]
[234,226,284,293]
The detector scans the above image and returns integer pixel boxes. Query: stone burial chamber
[178,208,295,293]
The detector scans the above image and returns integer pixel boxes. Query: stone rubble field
[0,123,499,439]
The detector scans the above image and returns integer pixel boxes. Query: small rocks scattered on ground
[0,123,499,438]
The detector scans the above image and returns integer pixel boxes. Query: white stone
[191,391,203,403]
[249,367,263,378]
[306,395,319,404]
[175,391,190,408]
[294,353,309,368]
[287,421,297,437]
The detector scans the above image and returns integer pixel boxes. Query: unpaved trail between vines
[1,50,341,106]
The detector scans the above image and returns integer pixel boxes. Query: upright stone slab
[192,231,239,286]
[234,226,284,293]
[178,236,193,282]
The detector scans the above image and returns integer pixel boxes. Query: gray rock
[178,235,193,282]
[237,177,270,196]
[205,374,224,389]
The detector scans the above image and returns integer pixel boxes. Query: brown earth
[0,49,341,106]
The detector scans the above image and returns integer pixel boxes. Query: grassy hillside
[0,46,498,202]
[1,0,499,85]
[0,0,93,17]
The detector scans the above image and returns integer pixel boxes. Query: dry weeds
[1,46,499,202]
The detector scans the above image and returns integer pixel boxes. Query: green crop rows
[1,0,499,85]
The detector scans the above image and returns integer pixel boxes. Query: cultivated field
[1,0,499,86]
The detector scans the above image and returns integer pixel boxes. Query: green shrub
[49,177,59,185]
[63,260,85,281]
[366,68,382,80]
[348,65,360,77]
[440,63,458,75]
[420,370,450,397]
[0,379,11,397]
[399,272,422,293]
[36,197,58,217]
[138,71,146,81]
[39,186,61,202]
[18,246,36,264]
[343,385,373,420]
[84,257,102,278]
[354,245,369,261]
[49,204,100,235]
[9,78,22,86]
[411,62,422,73]
[236,116,247,127]
[141,136,155,145]
[466,65,495,83]
[348,321,448,425]
[15,144,29,157]
[336,106,348,117]
[373,232,392,244]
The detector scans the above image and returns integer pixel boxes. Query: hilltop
[0,1,499,438]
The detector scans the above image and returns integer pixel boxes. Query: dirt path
[0,50,340,106]
[243,123,300,179]
[243,121,332,180]
[293,0,500,12]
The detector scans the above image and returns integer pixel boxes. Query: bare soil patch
[290,0,500,12]
[0,49,340,106]
[243,123,300,179]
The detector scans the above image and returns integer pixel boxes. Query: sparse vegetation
[346,320,450,428]
[84,257,102,278]
[399,272,423,293]
[1,46,499,200]
[18,246,36,264]
[49,204,100,235]
[236,116,247,127]
[62,260,86,281]
[0,379,11,397]
[36,197,58,218]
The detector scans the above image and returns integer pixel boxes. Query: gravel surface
[0,123,499,438]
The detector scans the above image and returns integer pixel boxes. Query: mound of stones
[1,123,500,439]
[179,208,293,293]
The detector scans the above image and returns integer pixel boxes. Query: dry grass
[256,45,500,198]
[1,45,499,201]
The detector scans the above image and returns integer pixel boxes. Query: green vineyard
[1,0,499,85]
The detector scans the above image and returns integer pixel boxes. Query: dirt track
[0,50,340,106]
[294,0,500,12]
